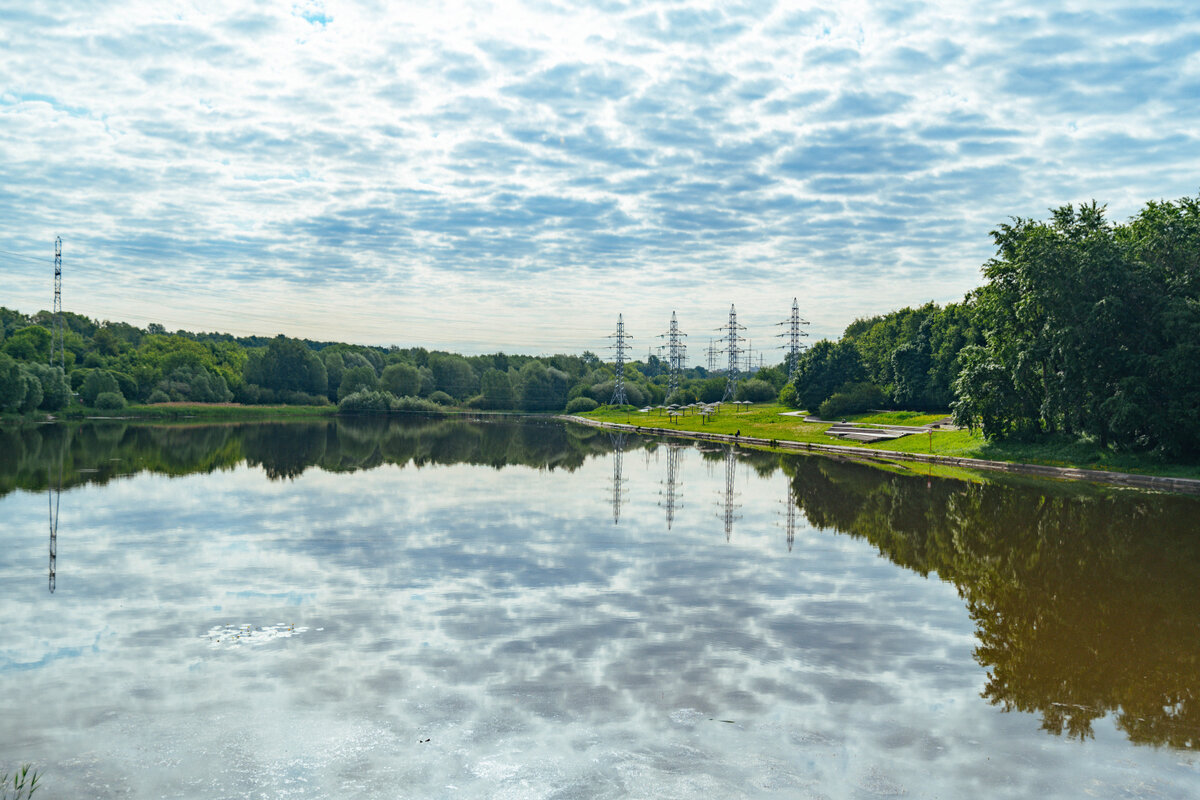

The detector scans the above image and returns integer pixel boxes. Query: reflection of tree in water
[0,417,621,500]
[785,455,1200,749]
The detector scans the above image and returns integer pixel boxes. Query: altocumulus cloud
[1,0,1198,352]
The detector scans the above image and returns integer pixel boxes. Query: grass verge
[579,404,1200,481]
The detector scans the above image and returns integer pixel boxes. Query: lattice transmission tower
[659,312,687,400]
[777,297,810,377]
[717,304,746,401]
[705,338,718,372]
[606,314,633,405]
[50,236,65,372]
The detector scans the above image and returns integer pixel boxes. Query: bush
[390,395,445,414]
[337,389,393,413]
[817,382,886,419]
[735,379,776,403]
[147,389,171,404]
[778,383,799,408]
[80,370,120,406]
[428,390,455,406]
[565,396,599,413]
[94,391,126,410]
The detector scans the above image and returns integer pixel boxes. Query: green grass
[583,403,837,446]
[578,403,1200,481]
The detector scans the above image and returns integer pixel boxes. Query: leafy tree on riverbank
[953,198,1200,455]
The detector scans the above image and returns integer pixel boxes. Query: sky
[1,0,1198,359]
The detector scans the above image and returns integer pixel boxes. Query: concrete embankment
[559,415,1200,496]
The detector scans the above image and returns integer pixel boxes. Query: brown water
[1,417,1197,797]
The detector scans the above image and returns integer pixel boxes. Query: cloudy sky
[2,0,1198,357]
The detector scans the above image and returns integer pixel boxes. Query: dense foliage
[952,199,1200,455]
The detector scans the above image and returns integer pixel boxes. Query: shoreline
[559,415,1200,496]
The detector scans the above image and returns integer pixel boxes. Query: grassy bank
[5,402,338,424]
[579,404,1200,481]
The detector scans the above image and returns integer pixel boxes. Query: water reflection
[2,418,1199,753]
[608,431,627,524]
[658,443,683,530]
[716,445,742,541]
[47,458,61,593]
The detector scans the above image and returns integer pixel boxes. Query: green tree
[2,325,51,361]
[338,365,379,401]
[518,361,569,411]
[81,370,122,406]
[381,363,420,397]
[430,355,477,400]
[245,336,328,396]
[953,198,1200,454]
[479,368,515,409]
[0,352,27,411]
[789,340,868,412]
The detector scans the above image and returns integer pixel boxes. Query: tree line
[2,194,1196,455]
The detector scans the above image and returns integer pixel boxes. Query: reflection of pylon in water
[48,459,63,593]
[715,445,742,541]
[609,432,628,524]
[779,479,797,553]
[658,443,684,530]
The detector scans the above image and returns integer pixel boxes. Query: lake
[1,417,1198,798]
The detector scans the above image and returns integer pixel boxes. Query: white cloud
[1,0,1197,354]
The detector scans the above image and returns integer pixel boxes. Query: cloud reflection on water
[0,419,1197,798]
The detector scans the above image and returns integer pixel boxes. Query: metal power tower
[50,236,65,372]
[716,304,746,401]
[777,297,810,377]
[606,314,633,406]
[659,312,687,400]
[705,338,718,372]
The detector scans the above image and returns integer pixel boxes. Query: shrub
[390,395,445,414]
[565,396,599,413]
[428,390,455,406]
[778,383,799,408]
[94,391,126,410]
[147,389,171,404]
[337,389,393,413]
[735,379,775,403]
[80,370,120,406]
[817,382,886,419]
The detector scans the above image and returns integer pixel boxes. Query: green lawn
[578,403,1200,481]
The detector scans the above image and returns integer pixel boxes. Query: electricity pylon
[659,312,687,400]
[776,297,810,377]
[606,314,633,405]
[716,304,745,402]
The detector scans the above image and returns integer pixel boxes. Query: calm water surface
[1,417,1198,798]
